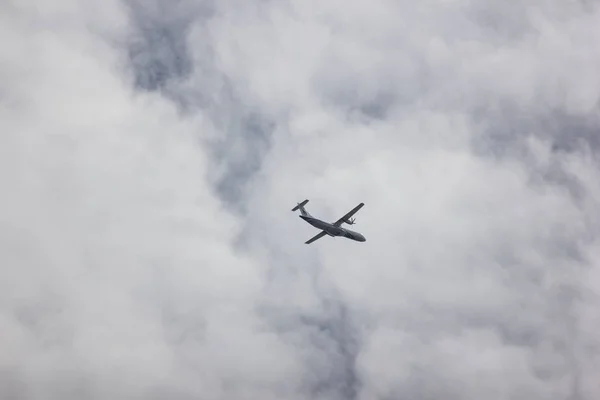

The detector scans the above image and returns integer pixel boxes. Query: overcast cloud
[1,0,600,399]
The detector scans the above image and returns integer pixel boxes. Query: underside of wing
[333,202,364,226]
[305,231,327,244]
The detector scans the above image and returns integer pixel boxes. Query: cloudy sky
[2,0,600,399]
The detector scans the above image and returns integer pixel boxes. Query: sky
[1,0,600,399]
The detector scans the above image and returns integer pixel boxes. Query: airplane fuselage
[299,215,366,242]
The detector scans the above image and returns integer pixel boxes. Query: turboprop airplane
[291,199,366,244]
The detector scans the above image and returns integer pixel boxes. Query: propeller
[347,218,356,225]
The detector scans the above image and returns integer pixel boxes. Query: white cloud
[2,0,600,399]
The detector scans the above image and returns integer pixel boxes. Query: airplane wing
[332,203,364,226]
[305,231,327,244]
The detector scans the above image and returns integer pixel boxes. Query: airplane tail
[291,199,311,217]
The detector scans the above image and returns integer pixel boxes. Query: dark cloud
[126,0,211,91]
[126,0,275,212]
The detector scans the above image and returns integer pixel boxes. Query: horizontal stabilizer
[291,199,309,211]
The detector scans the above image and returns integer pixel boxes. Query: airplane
[291,199,366,244]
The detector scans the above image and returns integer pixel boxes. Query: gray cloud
[126,0,210,91]
[2,0,600,399]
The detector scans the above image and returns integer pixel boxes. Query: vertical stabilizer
[291,199,310,216]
